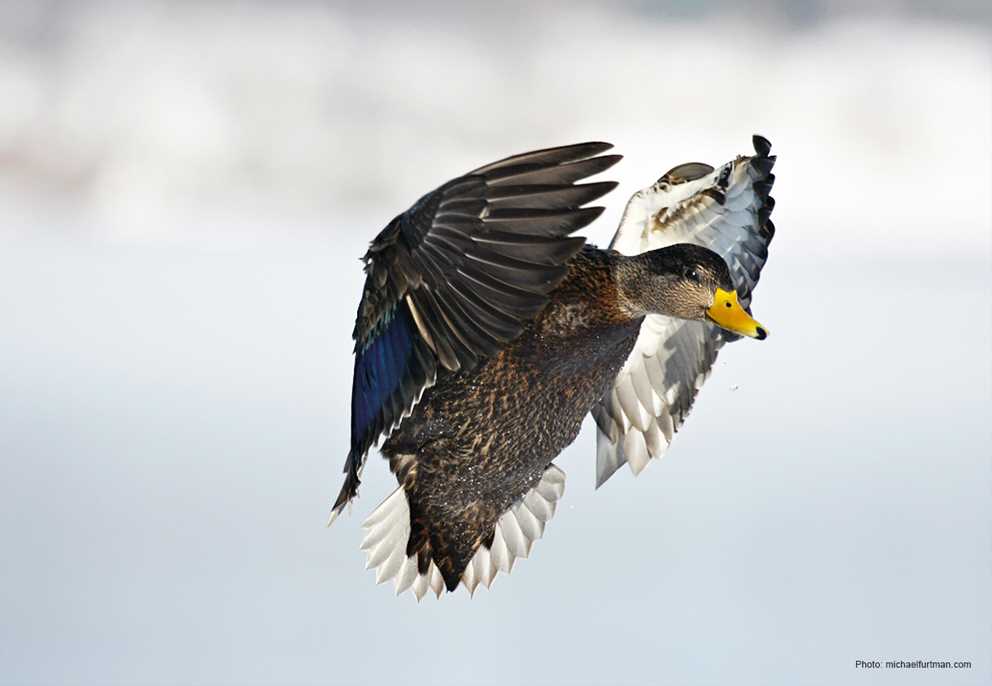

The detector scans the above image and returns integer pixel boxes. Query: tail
[361,463,567,599]
[326,449,362,527]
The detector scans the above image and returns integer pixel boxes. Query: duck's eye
[685,268,700,283]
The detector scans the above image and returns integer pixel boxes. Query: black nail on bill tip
[755,327,768,340]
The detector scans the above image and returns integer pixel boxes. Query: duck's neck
[557,247,640,321]
[520,247,645,378]
[608,251,658,319]
[532,247,644,342]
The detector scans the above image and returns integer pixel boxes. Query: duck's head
[618,244,768,339]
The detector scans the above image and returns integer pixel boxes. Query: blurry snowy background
[1,1,989,685]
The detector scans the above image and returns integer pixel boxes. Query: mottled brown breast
[381,247,642,589]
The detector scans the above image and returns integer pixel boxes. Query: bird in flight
[329,136,776,599]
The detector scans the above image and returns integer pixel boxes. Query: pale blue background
[0,1,989,685]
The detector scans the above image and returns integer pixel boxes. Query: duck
[328,135,777,599]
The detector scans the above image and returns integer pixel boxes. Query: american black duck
[329,136,777,598]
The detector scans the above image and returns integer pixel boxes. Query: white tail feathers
[360,464,566,599]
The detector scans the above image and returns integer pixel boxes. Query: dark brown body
[382,247,643,588]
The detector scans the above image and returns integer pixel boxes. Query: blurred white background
[0,1,989,685]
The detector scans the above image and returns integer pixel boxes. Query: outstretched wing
[591,135,776,487]
[331,143,621,516]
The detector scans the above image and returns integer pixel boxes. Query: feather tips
[360,464,566,599]
[594,135,777,487]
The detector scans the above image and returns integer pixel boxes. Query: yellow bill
[706,288,768,339]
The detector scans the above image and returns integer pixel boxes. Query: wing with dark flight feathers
[330,142,621,517]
